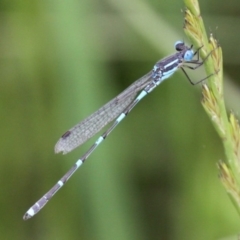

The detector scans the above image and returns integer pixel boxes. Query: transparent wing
[55,71,152,154]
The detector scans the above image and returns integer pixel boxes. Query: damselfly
[23,41,215,220]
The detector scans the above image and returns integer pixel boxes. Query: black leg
[190,45,203,63]
[180,45,219,85]
[180,67,216,85]
[182,62,204,70]
[185,46,218,68]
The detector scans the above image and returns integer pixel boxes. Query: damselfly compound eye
[175,41,184,51]
[183,50,194,61]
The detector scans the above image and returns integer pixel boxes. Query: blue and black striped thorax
[152,41,194,83]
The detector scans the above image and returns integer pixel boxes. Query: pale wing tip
[54,130,73,154]
[54,129,85,154]
[54,140,70,155]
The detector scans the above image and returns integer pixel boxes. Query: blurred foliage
[0,0,240,239]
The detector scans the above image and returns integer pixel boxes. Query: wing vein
[55,71,152,154]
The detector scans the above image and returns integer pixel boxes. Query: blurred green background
[0,0,240,239]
